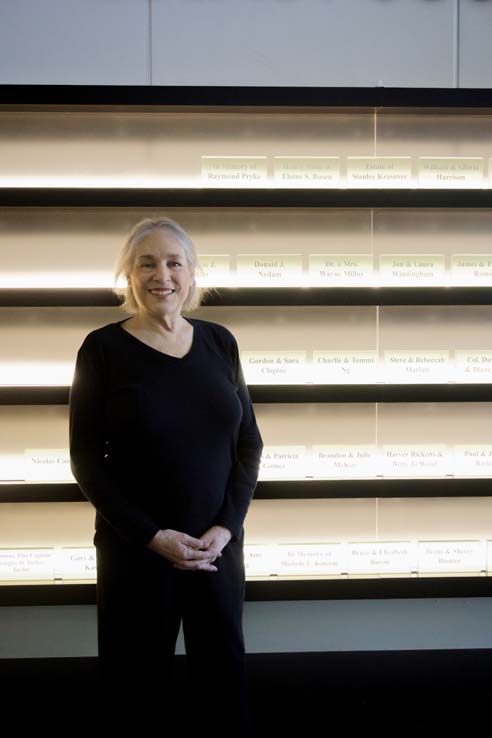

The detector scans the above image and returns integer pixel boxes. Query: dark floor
[1,651,491,734]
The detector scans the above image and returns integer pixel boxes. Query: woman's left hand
[172,525,232,570]
[200,525,232,555]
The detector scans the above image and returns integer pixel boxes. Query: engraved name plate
[236,254,303,286]
[347,157,412,188]
[418,158,484,188]
[379,254,445,285]
[273,157,341,187]
[201,156,268,186]
[418,540,485,573]
[311,445,378,478]
[384,350,450,383]
[312,351,378,383]
[454,350,492,382]
[276,543,344,576]
[1,453,24,481]
[0,548,55,581]
[451,254,492,285]
[244,545,278,576]
[259,446,308,480]
[347,542,415,574]
[59,547,97,580]
[241,351,308,384]
[24,448,72,481]
[195,255,231,287]
[452,445,492,477]
[381,444,449,477]
[308,254,374,286]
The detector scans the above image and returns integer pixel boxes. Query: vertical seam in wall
[454,0,460,88]
[373,109,377,157]
[373,204,379,541]
[147,0,153,86]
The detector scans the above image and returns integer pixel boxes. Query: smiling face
[127,229,194,321]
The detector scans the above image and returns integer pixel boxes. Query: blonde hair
[113,216,217,314]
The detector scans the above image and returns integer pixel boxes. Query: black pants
[95,528,255,737]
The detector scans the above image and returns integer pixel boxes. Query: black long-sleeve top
[68,316,264,548]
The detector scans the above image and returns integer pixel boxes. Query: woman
[68,216,264,735]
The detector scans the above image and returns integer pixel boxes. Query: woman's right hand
[146,529,221,571]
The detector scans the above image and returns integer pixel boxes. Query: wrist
[147,529,169,550]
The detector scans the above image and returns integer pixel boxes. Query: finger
[182,534,209,549]
[200,562,218,572]
[174,559,218,572]
[181,546,220,561]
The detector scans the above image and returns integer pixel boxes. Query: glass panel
[1,396,491,484]
[374,209,492,287]
[0,501,94,549]
[379,305,492,384]
[377,110,492,188]
[3,207,492,290]
[378,497,492,540]
[3,304,492,387]
[0,207,372,288]
[2,105,492,188]
[0,107,373,188]
[1,496,492,580]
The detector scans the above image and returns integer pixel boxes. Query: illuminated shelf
[1,575,491,606]
[1,286,492,307]
[1,383,492,405]
[3,187,492,208]
[2,477,492,503]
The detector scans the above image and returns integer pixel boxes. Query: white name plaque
[347,542,415,574]
[244,545,278,576]
[276,544,344,575]
[451,254,492,285]
[0,548,55,581]
[347,157,412,188]
[379,254,445,285]
[311,445,378,479]
[273,157,341,187]
[195,255,231,287]
[418,158,484,188]
[453,445,492,477]
[382,445,449,477]
[384,350,450,383]
[308,254,374,286]
[312,351,378,383]
[487,541,492,572]
[241,351,308,384]
[454,351,492,382]
[418,540,484,573]
[201,156,268,186]
[259,446,308,480]
[24,449,71,481]
[59,547,97,580]
[236,254,303,286]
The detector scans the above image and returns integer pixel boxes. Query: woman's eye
[139,261,182,268]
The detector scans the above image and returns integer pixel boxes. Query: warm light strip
[1,361,492,385]
[0,363,75,385]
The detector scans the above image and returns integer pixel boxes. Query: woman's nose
[154,261,171,280]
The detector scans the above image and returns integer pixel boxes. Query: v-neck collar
[115,317,198,361]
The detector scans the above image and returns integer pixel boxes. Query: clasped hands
[146,525,232,572]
